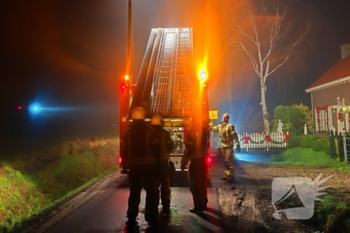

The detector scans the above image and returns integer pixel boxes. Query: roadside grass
[269,147,350,172]
[315,195,350,233]
[269,147,350,233]
[0,137,119,233]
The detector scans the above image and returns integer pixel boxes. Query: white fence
[238,132,289,151]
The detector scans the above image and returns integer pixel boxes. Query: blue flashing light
[29,103,43,114]
[28,101,86,118]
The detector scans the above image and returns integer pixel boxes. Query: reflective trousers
[188,159,208,210]
[127,165,159,222]
[222,146,234,180]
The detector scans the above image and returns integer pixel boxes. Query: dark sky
[1,0,350,139]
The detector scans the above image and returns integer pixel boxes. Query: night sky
[1,0,350,141]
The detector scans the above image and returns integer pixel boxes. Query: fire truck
[119,27,211,173]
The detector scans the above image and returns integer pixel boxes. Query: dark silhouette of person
[150,113,174,216]
[181,115,209,213]
[121,107,160,228]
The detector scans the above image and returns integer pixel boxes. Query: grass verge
[0,137,119,233]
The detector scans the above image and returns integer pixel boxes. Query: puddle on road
[235,153,284,164]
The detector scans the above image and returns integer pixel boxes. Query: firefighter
[210,113,240,182]
[181,116,208,213]
[150,113,174,216]
[121,107,160,227]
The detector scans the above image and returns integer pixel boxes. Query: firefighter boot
[223,169,235,183]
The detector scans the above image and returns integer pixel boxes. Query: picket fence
[238,132,289,151]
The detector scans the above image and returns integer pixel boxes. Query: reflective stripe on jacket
[211,122,239,147]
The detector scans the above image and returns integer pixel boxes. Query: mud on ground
[217,161,350,233]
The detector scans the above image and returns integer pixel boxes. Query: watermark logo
[271,174,332,220]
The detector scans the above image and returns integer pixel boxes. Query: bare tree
[225,2,310,133]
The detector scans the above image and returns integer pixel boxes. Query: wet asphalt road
[41,155,230,233]
[33,151,276,233]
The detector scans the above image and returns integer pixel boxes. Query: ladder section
[151,29,178,115]
[171,28,192,116]
[130,29,159,115]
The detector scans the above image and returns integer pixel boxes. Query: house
[305,44,350,134]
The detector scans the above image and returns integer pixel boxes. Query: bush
[300,138,313,148]
[311,136,328,151]
[316,137,331,155]
[312,141,325,151]
[287,135,330,150]
[287,136,302,148]
[298,135,329,151]
[273,103,312,135]
[323,144,331,155]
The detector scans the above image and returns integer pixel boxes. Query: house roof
[305,54,350,93]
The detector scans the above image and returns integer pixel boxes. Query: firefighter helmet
[151,113,163,125]
[131,107,146,120]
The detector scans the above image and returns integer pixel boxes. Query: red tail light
[206,155,212,166]
[118,156,122,164]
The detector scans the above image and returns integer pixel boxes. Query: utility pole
[119,0,133,164]
[126,0,133,114]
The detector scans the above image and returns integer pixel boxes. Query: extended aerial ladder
[120,27,210,171]
[129,27,193,117]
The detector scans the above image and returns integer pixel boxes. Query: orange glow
[124,75,129,81]
[197,56,208,84]
[153,1,249,85]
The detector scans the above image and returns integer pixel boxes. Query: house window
[315,106,329,132]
